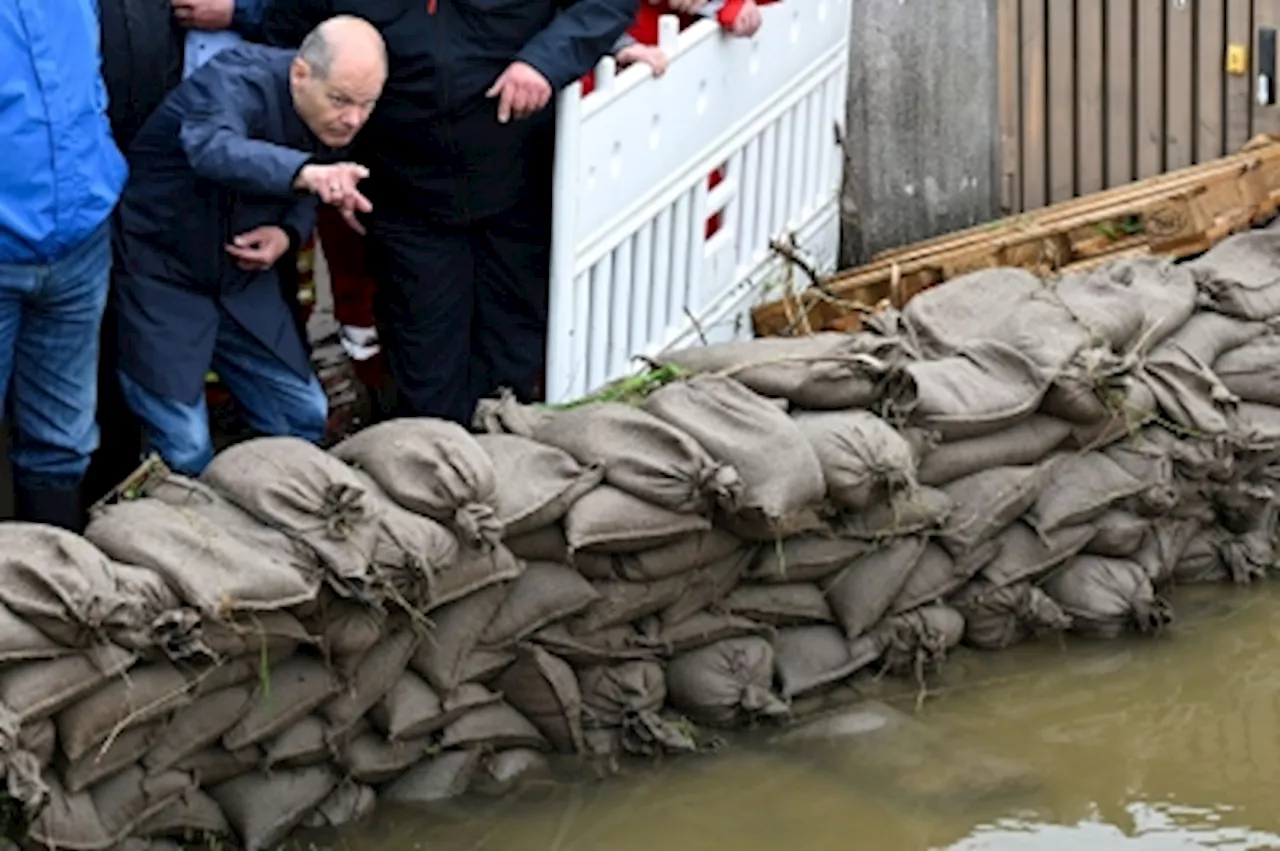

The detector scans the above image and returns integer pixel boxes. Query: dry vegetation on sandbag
[9,225,1280,849]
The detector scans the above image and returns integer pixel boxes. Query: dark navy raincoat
[112,44,337,405]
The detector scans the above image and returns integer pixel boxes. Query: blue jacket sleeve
[232,0,268,41]
[260,0,333,48]
[516,0,640,90]
[178,64,312,198]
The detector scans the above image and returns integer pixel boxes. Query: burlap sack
[574,529,742,583]
[137,788,231,840]
[981,522,1094,587]
[321,628,420,736]
[173,746,260,786]
[665,637,788,727]
[569,577,684,635]
[472,748,552,797]
[202,610,316,662]
[222,658,339,750]
[938,463,1052,557]
[339,730,432,784]
[635,611,772,656]
[1028,452,1150,535]
[0,645,136,725]
[57,663,192,762]
[836,487,952,540]
[890,541,997,615]
[1042,555,1171,638]
[1187,228,1280,320]
[504,524,570,563]
[721,584,833,626]
[565,486,712,554]
[1084,510,1151,557]
[1213,330,1280,406]
[824,537,927,639]
[332,418,502,550]
[301,781,377,830]
[493,647,584,753]
[480,563,601,647]
[371,677,499,742]
[578,661,666,729]
[410,584,508,693]
[658,546,756,628]
[951,580,1072,650]
[793,410,916,511]
[0,600,72,665]
[747,533,874,584]
[439,702,548,751]
[532,623,655,666]
[426,544,523,612]
[917,415,1072,485]
[872,604,966,674]
[260,715,332,770]
[773,625,879,699]
[475,434,604,536]
[382,750,481,805]
[212,766,338,851]
[62,722,157,794]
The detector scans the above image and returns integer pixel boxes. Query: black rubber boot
[14,482,84,533]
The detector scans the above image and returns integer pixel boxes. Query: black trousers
[367,200,551,426]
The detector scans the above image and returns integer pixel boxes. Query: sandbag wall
[8,224,1280,850]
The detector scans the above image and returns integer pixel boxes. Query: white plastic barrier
[545,0,852,402]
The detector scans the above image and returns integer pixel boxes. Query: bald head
[291,15,388,148]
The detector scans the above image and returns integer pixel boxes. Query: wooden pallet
[751,135,1280,338]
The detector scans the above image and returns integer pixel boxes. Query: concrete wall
[840,0,1001,265]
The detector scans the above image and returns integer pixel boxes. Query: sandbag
[203,610,316,662]
[0,599,73,665]
[439,702,548,752]
[480,562,601,647]
[1067,376,1158,450]
[143,684,253,774]
[427,544,524,611]
[339,729,432,784]
[1042,556,1172,637]
[62,722,157,794]
[1213,331,1280,405]
[773,626,879,699]
[836,486,953,540]
[474,434,604,536]
[643,375,826,528]
[137,788,231,840]
[793,410,916,510]
[721,584,833,626]
[261,716,332,770]
[655,332,904,409]
[1110,258,1198,353]
[1028,452,1150,535]
[574,529,742,582]
[321,628,420,736]
[84,480,321,619]
[532,623,655,666]
[951,581,1072,650]
[493,647,584,753]
[938,464,1051,556]
[212,766,338,851]
[578,661,666,729]
[665,637,788,727]
[660,546,756,627]
[570,577,684,635]
[1084,510,1151,557]
[981,522,1094,587]
[890,542,995,615]
[382,750,481,805]
[0,645,136,725]
[1187,228,1280,320]
[825,537,928,639]
[1134,517,1203,585]
[504,524,570,562]
[1053,263,1149,352]
[300,780,377,829]
[873,604,967,674]
[332,418,502,549]
[747,533,874,584]
[472,748,552,797]
[372,677,499,742]
[30,768,195,851]
[459,648,517,684]
[528,402,741,515]
[312,599,383,666]
[564,486,712,555]
[410,583,508,694]
[635,611,771,655]
[917,415,1072,485]
[222,658,339,750]
[174,746,260,786]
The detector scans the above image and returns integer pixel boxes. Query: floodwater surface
[315,583,1280,851]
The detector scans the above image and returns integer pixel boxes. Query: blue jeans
[0,224,111,487]
[118,311,327,475]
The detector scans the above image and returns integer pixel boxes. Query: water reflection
[313,584,1280,851]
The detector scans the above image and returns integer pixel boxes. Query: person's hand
[486,62,552,123]
[730,0,763,37]
[171,0,235,30]
[294,163,373,234]
[226,226,290,271]
[617,45,669,76]
[666,0,707,13]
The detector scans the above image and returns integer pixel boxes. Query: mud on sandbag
[916,415,1072,486]
[642,375,826,530]
[950,581,1072,651]
[655,332,906,410]
[825,537,927,639]
[493,646,584,754]
[665,637,789,727]
[575,528,742,583]
[1042,555,1171,638]
[332,419,502,550]
[792,410,916,511]
[474,434,604,536]
[526,401,742,515]
[1186,227,1280,320]
[564,485,712,554]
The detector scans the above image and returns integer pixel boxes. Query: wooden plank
[1046,0,1076,202]
[1165,0,1196,169]
[1197,0,1227,161]
[1076,0,1106,195]
[1254,0,1280,134]
[997,0,1023,213]
[1225,0,1253,151]
[1106,0,1136,187]
[1019,0,1047,209]
[1136,0,1166,178]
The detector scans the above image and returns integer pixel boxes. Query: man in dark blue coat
[264,0,637,425]
[113,16,388,475]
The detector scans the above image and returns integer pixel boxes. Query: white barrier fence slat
[546,0,851,402]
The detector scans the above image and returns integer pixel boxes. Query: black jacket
[263,0,636,223]
[99,0,185,152]
[114,45,338,404]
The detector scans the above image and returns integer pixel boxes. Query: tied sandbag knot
[1131,596,1174,634]
[318,484,366,540]
[619,710,697,756]
[699,464,745,515]
[452,503,502,553]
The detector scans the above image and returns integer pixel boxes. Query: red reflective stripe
[428,0,437,13]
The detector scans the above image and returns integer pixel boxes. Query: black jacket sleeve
[260,0,333,48]
[517,0,639,90]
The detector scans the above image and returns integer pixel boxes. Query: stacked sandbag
[13,225,1280,849]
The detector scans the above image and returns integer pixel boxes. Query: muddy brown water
[309,583,1280,851]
